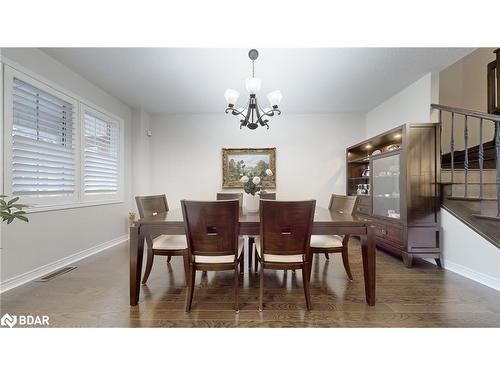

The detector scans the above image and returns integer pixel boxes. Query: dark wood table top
[137,206,371,226]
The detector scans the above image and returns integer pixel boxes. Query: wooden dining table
[129,206,377,306]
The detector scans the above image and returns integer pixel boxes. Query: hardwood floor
[1,239,499,327]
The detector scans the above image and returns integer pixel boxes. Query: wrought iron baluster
[450,112,455,184]
[479,119,484,199]
[464,115,468,197]
[496,121,500,217]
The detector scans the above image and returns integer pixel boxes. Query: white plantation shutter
[83,111,120,196]
[11,78,76,198]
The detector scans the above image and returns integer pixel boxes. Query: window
[3,65,124,210]
[82,108,120,198]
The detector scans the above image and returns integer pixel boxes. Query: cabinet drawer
[374,222,403,244]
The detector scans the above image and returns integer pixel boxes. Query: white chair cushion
[194,237,245,264]
[310,235,344,248]
[254,238,304,263]
[152,234,188,250]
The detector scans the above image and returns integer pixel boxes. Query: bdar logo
[1,313,18,328]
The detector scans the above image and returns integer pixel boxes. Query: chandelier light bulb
[267,90,283,108]
[224,89,240,106]
[245,77,261,94]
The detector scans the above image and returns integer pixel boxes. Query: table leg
[130,225,145,306]
[360,225,376,306]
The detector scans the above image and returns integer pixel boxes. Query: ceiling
[42,48,474,114]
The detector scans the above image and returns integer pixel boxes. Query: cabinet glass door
[372,153,401,219]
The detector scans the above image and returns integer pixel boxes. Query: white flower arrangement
[239,169,273,196]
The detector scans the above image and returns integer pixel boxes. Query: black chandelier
[224,49,282,130]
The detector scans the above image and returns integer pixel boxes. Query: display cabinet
[346,123,441,267]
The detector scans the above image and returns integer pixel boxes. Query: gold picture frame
[222,148,276,188]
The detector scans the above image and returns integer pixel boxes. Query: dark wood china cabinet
[346,123,442,267]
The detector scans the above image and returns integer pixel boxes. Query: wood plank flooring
[1,239,499,327]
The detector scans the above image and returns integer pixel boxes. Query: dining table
[129,206,377,306]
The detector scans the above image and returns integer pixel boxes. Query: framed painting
[222,148,276,188]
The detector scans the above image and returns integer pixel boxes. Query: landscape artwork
[222,148,276,188]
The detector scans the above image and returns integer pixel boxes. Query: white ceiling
[42,48,474,114]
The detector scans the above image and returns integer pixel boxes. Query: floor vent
[35,266,77,282]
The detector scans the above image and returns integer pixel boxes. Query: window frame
[2,63,125,213]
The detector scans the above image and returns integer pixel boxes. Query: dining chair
[216,192,243,209]
[135,195,189,284]
[181,199,245,312]
[254,199,316,311]
[249,192,276,272]
[216,192,245,273]
[309,194,359,281]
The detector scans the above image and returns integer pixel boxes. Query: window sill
[24,199,125,214]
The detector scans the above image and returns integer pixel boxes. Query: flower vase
[245,193,259,213]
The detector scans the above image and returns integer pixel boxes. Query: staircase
[432,104,500,248]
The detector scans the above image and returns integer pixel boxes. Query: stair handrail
[431,104,500,122]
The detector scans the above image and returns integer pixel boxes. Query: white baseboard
[0,235,128,294]
[424,258,500,291]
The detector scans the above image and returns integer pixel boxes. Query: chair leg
[302,264,311,311]
[185,264,195,312]
[167,255,172,263]
[142,246,154,284]
[341,247,353,281]
[248,237,254,272]
[182,253,190,286]
[259,262,264,311]
[234,264,240,312]
[254,244,259,274]
[240,248,245,274]
[324,253,330,260]
[307,252,314,283]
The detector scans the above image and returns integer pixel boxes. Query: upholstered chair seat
[309,234,344,248]
[194,238,244,263]
[153,234,189,250]
[254,238,303,263]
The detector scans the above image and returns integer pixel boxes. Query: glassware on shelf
[356,184,364,195]
[362,166,370,177]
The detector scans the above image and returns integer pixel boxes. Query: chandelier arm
[240,104,252,128]
[256,108,281,122]
[225,107,246,116]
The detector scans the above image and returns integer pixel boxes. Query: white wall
[131,108,152,198]
[441,210,500,290]
[365,68,500,290]
[0,48,133,287]
[439,48,496,152]
[365,72,439,138]
[149,113,365,210]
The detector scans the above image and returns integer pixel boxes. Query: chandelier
[224,49,282,130]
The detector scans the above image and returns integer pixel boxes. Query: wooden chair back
[259,200,316,257]
[135,194,168,219]
[181,200,240,259]
[216,192,243,209]
[328,194,358,214]
[259,192,276,200]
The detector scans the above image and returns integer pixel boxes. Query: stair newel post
[464,115,469,198]
[450,112,455,184]
[496,121,500,217]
